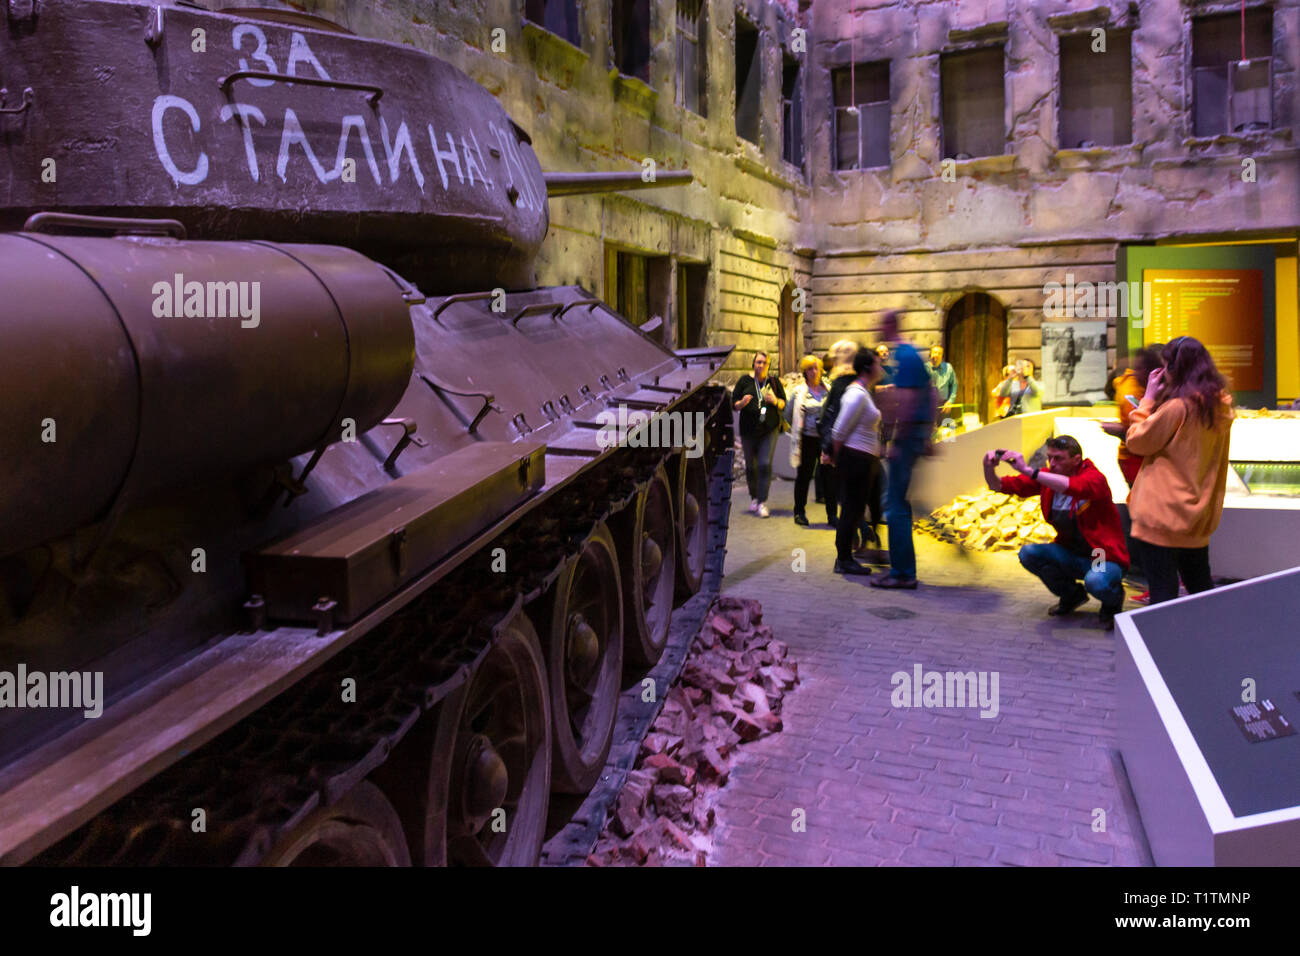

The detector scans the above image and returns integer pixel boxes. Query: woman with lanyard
[732,351,786,518]
[786,355,829,526]
[993,359,1043,418]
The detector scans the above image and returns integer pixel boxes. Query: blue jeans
[884,436,925,579]
[1019,543,1125,612]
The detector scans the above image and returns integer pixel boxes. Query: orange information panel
[1145,269,1264,391]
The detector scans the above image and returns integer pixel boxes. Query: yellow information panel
[1145,269,1265,392]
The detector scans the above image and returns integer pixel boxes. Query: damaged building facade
[254,0,1296,411]
[807,0,1299,418]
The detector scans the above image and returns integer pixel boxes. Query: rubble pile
[922,489,1056,552]
[587,596,799,866]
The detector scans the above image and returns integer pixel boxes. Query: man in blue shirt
[871,310,935,590]
[928,345,958,406]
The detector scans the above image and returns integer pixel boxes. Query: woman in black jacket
[732,351,786,518]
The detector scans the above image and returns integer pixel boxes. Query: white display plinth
[1117,567,1300,866]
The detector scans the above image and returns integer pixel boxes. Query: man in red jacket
[983,436,1129,631]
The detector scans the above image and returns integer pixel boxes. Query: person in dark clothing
[814,348,837,506]
[819,344,883,549]
[732,351,786,518]
[830,349,884,574]
[787,355,829,526]
[816,340,858,527]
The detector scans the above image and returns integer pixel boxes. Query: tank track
[541,445,734,865]
[31,386,733,866]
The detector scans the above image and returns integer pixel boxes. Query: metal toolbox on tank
[247,442,546,624]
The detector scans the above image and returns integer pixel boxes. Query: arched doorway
[778,282,797,377]
[945,292,1007,423]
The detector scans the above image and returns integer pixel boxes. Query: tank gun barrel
[544,170,693,197]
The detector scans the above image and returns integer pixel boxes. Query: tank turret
[0,0,690,293]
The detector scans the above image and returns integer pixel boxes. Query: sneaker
[748,499,760,514]
[834,558,873,576]
[757,503,770,518]
[793,513,809,526]
[1048,586,1089,616]
[870,574,918,590]
[1131,590,1150,605]
[1099,606,1120,631]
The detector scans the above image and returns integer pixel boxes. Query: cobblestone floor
[711,476,1152,867]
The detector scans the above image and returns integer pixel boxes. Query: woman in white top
[787,355,830,526]
[993,359,1043,417]
[830,349,885,574]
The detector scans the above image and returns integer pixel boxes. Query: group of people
[985,336,1234,627]
[733,311,936,589]
[733,316,1235,624]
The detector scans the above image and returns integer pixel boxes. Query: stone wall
[805,0,1300,379]
[812,242,1119,367]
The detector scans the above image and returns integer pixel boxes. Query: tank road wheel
[373,608,551,867]
[443,609,552,866]
[546,522,623,794]
[617,464,677,672]
[674,451,709,601]
[261,782,411,867]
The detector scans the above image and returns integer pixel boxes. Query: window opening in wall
[1059,29,1132,148]
[525,0,581,47]
[735,15,761,143]
[613,0,651,82]
[676,0,706,115]
[778,282,798,375]
[1192,8,1273,136]
[782,53,804,168]
[832,62,889,169]
[940,46,1005,159]
[678,262,709,349]
[606,246,671,343]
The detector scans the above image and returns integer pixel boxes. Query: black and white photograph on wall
[1041,320,1107,404]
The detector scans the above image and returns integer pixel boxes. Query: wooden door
[778,282,797,377]
[945,292,1007,423]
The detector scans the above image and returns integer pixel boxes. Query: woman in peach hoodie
[1124,336,1234,605]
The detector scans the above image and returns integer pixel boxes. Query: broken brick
[652,783,694,822]
[643,752,695,787]
[735,681,770,716]
[706,613,735,638]
[731,710,766,742]
[697,743,729,785]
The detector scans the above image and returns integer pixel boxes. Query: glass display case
[1225,412,1300,499]
[1233,461,1300,496]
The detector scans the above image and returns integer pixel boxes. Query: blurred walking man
[871,311,935,590]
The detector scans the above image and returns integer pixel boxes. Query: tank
[0,0,734,866]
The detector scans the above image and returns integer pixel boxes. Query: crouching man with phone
[983,436,1129,630]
